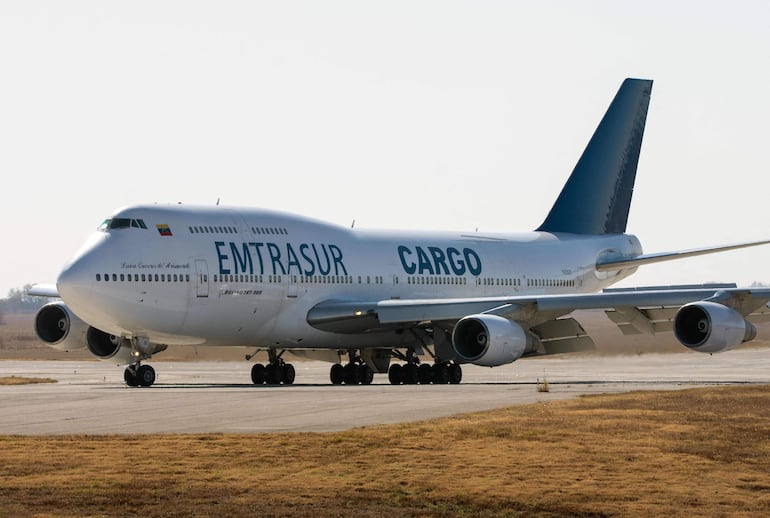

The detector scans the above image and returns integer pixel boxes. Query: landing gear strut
[124,364,156,387]
[251,348,295,385]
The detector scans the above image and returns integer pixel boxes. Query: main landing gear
[250,349,296,385]
[388,361,462,385]
[329,352,374,385]
[124,364,156,387]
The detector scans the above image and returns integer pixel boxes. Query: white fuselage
[56,204,642,349]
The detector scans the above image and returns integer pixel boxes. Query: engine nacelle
[674,301,756,354]
[86,327,134,363]
[86,327,167,365]
[452,314,533,367]
[34,302,89,351]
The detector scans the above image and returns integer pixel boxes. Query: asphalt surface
[1,349,769,435]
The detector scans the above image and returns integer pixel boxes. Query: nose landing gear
[124,364,156,387]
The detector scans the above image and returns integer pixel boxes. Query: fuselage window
[96,274,101,281]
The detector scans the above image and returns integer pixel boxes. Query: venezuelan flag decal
[156,224,173,236]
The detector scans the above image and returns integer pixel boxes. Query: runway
[1,349,768,435]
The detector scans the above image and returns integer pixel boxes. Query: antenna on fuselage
[351,219,355,228]
[216,198,220,206]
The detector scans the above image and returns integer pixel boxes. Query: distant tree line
[0,285,50,315]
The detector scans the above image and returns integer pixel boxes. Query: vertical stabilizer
[537,78,652,235]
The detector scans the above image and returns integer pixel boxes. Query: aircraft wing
[308,285,770,356]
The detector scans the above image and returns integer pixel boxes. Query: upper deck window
[99,218,148,231]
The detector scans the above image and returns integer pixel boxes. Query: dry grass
[1,385,770,517]
[0,376,56,385]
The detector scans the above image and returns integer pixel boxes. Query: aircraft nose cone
[56,233,107,309]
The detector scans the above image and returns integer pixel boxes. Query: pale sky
[2,1,770,297]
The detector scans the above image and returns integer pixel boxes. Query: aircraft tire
[137,365,156,387]
[124,367,140,387]
[359,364,374,385]
[402,364,419,385]
[281,363,296,385]
[344,362,361,385]
[330,363,344,385]
[432,363,450,384]
[388,364,401,385]
[449,364,462,385]
[418,364,433,384]
[268,364,284,385]
[251,364,266,385]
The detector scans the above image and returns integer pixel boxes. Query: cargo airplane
[30,78,770,387]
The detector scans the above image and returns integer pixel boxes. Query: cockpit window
[99,218,148,231]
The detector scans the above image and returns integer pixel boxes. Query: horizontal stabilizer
[596,239,770,272]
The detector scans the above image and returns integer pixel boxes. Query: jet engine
[86,327,135,363]
[86,327,168,364]
[34,302,88,352]
[451,314,534,367]
[673,301,756,353]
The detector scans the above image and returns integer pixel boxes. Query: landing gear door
[195,259,209,298]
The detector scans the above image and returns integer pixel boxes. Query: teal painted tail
[537,78,652,235]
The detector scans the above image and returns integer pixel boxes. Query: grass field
[1,385,769,517]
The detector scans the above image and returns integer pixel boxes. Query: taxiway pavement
[1,349,768,435]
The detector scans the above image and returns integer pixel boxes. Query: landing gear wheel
[388,364,402,385]
[124,367,139,387]
[137,365,156,387]
[266,363,282,385]
[432,363,450,384]
[251,363,266,385]
[401,363,419,385]
[359,364,374,385]
[418,364,433,384]
[343,362,361,385]
[281,363,296,385]
[330,363,345,384]
[449,364,462,384]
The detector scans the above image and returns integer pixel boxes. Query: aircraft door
[287,274,298,298]
[195,259,209,298]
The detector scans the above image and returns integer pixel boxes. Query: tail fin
[537,78,653,235]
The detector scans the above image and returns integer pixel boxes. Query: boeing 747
[30,78,770,387]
